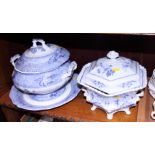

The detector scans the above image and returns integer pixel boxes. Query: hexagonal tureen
[77,50,147,97]
[77,50,147,119]
[11,39,77,94]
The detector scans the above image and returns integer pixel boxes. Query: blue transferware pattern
[31,87,65,101]
[95,61,130,77]
[77,51,147,96]
[91,80,105,89]
[121,80,136,88]
[83,89,143,119]
[90,53,135,80]
[9,74,80,111]
[12,61,77,94]
[10,39,70,73]
[84,90,140,113]
[148,69,155,119]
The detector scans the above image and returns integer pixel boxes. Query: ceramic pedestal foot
[91,105,97,111]
[107,113,113,120]
[124,108,131,115]
[137,91,144,97]
[151,111,155,120]
[151,101,155,119]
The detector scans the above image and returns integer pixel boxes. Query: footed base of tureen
[91,105,132,120]
[82,88,144,120]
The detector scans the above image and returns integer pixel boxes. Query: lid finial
[107,51,119,59]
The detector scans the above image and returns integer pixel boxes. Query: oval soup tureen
[10,39,77,94]
[77,51,147,96]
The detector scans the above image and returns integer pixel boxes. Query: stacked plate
[77,51,147,119]
[9,39,80,111]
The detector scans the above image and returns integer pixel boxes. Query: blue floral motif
[95,59,131,78]
[93,80,105,88]
[86,90,138,114]
[52,53,59,63]
[30,47,46,53]
[115,99,119,105]
[122,80,135,88]
[47,74,60,83]
[122,61,130,68]
[97,68,101,74]
[96,64,115,77]
[48,48,64,64]
[50,88,64,98]
[106,69,114,77]
[34,74,59,87]
[30,48,37,53]
[34,77,47,87]
[31,87,65,101]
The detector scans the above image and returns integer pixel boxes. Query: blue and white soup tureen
[77,50,147,96]
[10,39,77,94]
[77,50,147,119]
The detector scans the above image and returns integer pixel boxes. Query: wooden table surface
[0,87,154,122]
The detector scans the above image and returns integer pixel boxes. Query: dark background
[1,33,155,53]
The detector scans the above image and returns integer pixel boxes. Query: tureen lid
[24,39,57,58]
[77,50,147,96]
[89,51,138,80]
[10,39,70,73]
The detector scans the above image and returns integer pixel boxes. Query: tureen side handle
[61,61,77,79]
[68,61,77,74]
[137,91,144,97]
[82,88,92,103]
[10,54,20,67]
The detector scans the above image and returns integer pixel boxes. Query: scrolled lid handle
[32,39,50,51]
[107,50,119,59]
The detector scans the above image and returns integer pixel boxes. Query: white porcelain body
[148,69,155,119]
[10,39,70,73]
[77,51,147,96]
[12,61,77,94]
[148,69,155,93]
[82,88,144,119]
[9,74,81,111]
